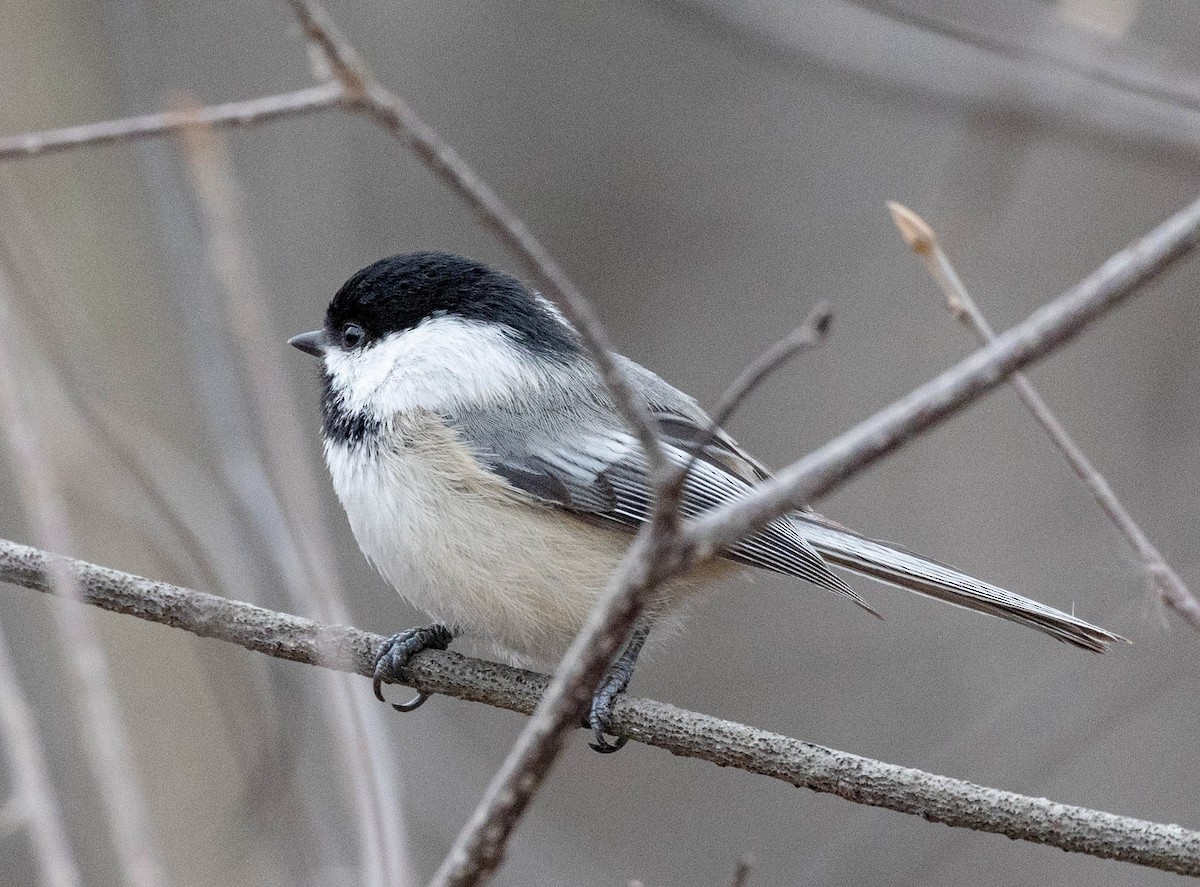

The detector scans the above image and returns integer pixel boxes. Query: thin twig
[707,302,834,439]
[1,538,1198,877]
[663,301,834,508]
[0,274,165,886]
[0,623,82,887]
[888,201,1200,631]
[177,113,413,886]
[0,84,343,161]
[686,189,1200,568]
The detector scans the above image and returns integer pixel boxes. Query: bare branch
[687,190,1200,568]
[0,623,82,887]
[889,201,1200,631]
[403,80,1200,886]
[0,274,165,886]
[0,84,343,162]
[1,538,1198,877]
[428,188,1200,884]
[662,301,834,509]
[708,302,834,435]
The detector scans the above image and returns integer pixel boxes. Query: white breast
[324,412,634,664]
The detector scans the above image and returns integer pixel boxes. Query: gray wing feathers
[447,352,1121,651]
[453,402,874,612]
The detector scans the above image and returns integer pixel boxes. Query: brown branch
[1,538,1198,877]
[0,275,165,886]
[426,185,1181,883]
[0,84,343,161]
[687,189,1200,567]
[430,182,1200,886]
[889,201,1200,631]
[707,302,835,436]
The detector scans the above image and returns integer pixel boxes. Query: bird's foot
[372,624,455,712]
[587,663,634,754]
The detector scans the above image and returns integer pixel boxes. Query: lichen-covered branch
[1,538,1198,877]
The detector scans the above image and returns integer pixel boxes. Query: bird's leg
[588,616,653,754]
[372,624,458,712]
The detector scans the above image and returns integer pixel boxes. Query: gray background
[2,1,1198,885]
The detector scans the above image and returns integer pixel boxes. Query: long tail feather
[792,513,1126,653]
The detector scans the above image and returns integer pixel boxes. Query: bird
[288,251,1124,752]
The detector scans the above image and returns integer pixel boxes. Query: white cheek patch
[322,315,548,419]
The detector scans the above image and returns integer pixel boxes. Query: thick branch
[0,84,343,161]
[1,538,1198,876]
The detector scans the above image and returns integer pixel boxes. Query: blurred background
[2,1,1199,885]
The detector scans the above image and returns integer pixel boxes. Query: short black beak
[288,330,327,357]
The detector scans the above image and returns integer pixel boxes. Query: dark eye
[341,323,366,349]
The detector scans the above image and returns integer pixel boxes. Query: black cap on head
[325,252,582,360]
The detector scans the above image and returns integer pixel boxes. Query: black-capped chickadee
[290,252,1122,752]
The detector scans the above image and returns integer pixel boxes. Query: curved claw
[587,693,629,753]
[372,625,455,712]
[588,724,629,754]
[390,691,429,713]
